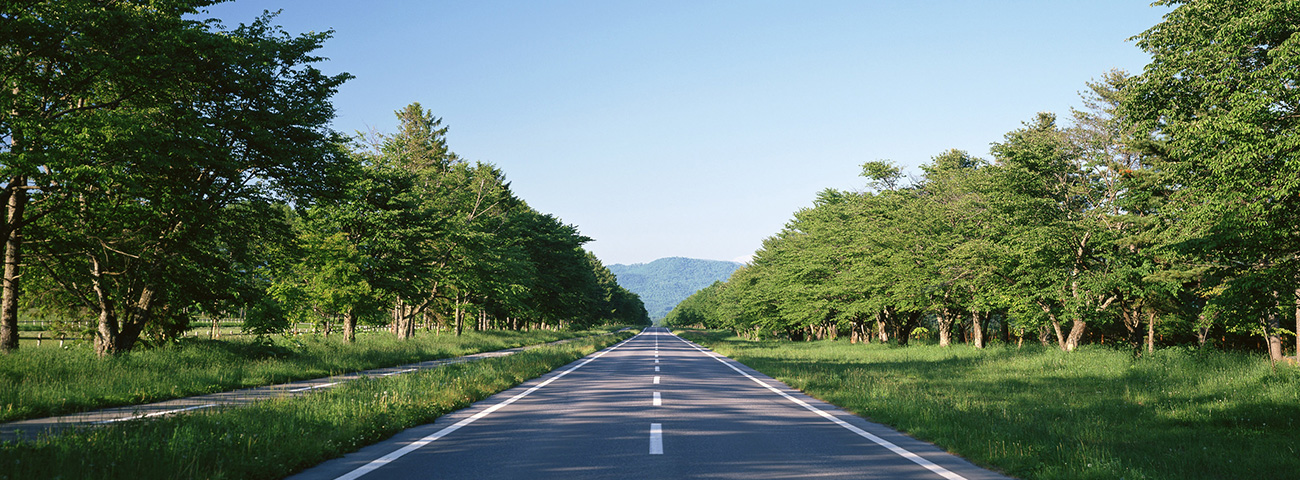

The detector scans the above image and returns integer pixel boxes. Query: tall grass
[0,332,633,480]
[0,328,617,423]
[680,330,1300,480]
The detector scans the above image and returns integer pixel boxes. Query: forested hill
[608,257,743,320]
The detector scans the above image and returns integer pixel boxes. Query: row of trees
[263,103,648,345]
[667,0,1299,361]
[1,1,646,356]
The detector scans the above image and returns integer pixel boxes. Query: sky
[201,0,1171,266]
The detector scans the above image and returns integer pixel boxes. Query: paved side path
[289,327,1014,480]
[0,331,624,442]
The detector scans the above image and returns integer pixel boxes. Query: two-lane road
[290,327,1011,479]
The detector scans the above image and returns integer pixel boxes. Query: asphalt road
[289,327,1013,480]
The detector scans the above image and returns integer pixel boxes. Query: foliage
[1125,0,1300,360]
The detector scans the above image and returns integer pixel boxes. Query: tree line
[0,0,648,356]
[667,0,1300,362]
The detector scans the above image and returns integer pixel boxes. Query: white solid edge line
[674,335,968,480]
[290,381,341,393]
[96,403,219,424]
[332,332,641,480]
[649,423,663,454]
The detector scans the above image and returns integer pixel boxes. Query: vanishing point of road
[290,327,1012,480]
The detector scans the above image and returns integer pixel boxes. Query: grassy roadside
[0,331,634,480]
[678,329,1300,480]
[0,327,626,423]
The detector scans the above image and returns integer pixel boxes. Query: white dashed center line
[653,392,662,406]
[653,375,660,384]
[650,423,663,454]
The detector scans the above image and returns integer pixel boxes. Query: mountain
[608,257,743,320]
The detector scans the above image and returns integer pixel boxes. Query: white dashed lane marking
[649,423,663,455]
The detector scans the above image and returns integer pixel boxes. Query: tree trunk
[1195,309,1212,348]
[849,319,869,344]
[91,257,119,357]
[1266,290,1284,363]
[390,299,415,340]
[116,280,159,352]
[1119,301,1140,348]
[1064,319,1086,352]
[1294,287,1299,359]
[937,307,953,347]
[971,310,984,349]
[0,180,25,354]
[94,308,120,356]
[876,313,889,343]
[1146,310,1156,354]
[343,308,356,343]
[454,296,463,336]
[1039,302,1067,350]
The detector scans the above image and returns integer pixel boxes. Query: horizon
[607,255,750,267]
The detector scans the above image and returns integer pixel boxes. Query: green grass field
[678,329,1300,480]
[0,332,634,480]
[0,327,621,423]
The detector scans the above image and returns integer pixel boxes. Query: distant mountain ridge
[608,257,743,320]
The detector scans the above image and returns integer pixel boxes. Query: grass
[0,327,625,423]
[677,329,1300,480]
[0,332,634,480]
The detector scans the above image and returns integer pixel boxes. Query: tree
[586,251,650,327]
[25,11,350,356]
[1126,0,1300,361]
[272,153,431,343]
[916,149,1001,348]
[988,112,1126,351]
[0,0,233,352]
[665,281,725,328]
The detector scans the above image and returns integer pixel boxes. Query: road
[290,327,1012,480]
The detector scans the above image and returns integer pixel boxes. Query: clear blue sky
[202,1,1170,266]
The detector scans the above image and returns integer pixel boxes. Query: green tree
[1126,0,1300,361]
[272,153,432,343]
[988,112,1126,351]
[24,12,350,356]
[0,0,229,352]
[586,251,649,327]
